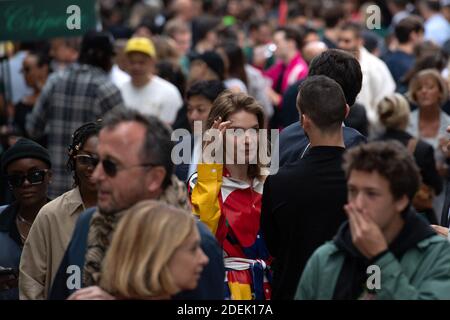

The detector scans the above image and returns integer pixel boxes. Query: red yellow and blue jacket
[189,163,272,300]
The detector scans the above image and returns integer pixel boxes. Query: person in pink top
[265,26,308,97]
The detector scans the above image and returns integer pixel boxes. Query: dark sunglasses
[73,155,99,168]
[6,169,49,188]
[99,158,159,178]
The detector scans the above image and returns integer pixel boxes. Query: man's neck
[18,199,47,222]
[383,214,405,245]
[308,128,345,148]
[324,28,339,42]
[397,42,414,55]
[79,186,97,209]
[284,50,298,65]
[225,164,251,183]
[132,75,152,88]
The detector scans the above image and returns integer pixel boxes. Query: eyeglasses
[73,155,99,168]
[99,158,158,178]
[6,169,49,188]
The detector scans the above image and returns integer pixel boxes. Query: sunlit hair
[100,200,197,299]
[407,69,448,107]
[377,93,410,130]
[205,90,266,179]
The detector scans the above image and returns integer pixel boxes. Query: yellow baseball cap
[125,37,156,58]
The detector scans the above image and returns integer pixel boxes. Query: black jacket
[261,146,348,300]
[279,122,366,167]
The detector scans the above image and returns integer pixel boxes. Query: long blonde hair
[100,200,197,299]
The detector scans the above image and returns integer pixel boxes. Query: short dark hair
[249,19,269,32]
[421,0,441,11]
[296,75,347,132]
[308,49,362,106]
[387,0,410,9]
[276,26,304,50]
[343,141,421,201]
[186,80,226,102]
[323,4,345,28]
[101,108,174,189]
[78,30,115,72]
[340,22,362,39]
[395,16,424,44]
[195,15,221,42]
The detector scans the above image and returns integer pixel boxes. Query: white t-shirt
[119,76,183,124]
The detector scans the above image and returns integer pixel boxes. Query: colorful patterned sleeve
[189,163,223,235]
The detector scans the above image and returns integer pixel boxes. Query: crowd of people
[2,0,450,300]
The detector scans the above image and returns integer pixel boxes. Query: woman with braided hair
[18,121,101,300]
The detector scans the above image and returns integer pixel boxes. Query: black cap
[80,30,115,57]
[191,51,225,80]
[1,138,51,174]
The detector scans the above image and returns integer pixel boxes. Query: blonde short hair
[100,200,197,299]
[407,69,449,107]
[377,93,411,130]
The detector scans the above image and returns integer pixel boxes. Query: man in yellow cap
[119,37,183,125]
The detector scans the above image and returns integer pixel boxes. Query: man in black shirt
[261,75,349,300]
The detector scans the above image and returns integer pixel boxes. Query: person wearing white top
[119,37,183,124]
[338,23,396,125]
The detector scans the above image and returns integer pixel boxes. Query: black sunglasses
[73,155,99,168]
[99,158,158,178]
[7,169,49,188]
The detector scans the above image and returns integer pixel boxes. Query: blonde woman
[407,69,450,174]
[99,200,209,299]
[189,90,272,300]
[376,93,442,224]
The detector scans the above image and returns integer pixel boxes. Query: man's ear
[344,104,350,119]
[395,194,409,213]
[301,114,311,130]
[145,166,167,194]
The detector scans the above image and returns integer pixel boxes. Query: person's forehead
[227,110,259,126]
[348,170,389,188]
[7,158,48,173]
[188,95,213,106]
[98,122,145,160]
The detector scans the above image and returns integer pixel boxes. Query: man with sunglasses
[0,138,52,299]
[49,108,224,300]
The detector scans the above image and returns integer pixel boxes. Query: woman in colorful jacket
[189,90,272,300]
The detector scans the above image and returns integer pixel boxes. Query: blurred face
[338,30,360,55]
[224,110,259,164]
[188,60,218,85]
[187,95,213,132]
[21,54,39,88]
[255,25,272,45]
[173,31,192,55]
[92,122,154,215]
[415,76,442,109]
[6,158,50,207]
[74,135,99,194]
[127,52,153,81]
[168,228,209,291]
[133,27,152,39]
[273,31,289,61]
[347,170,408,231]
[50,38,77,64]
